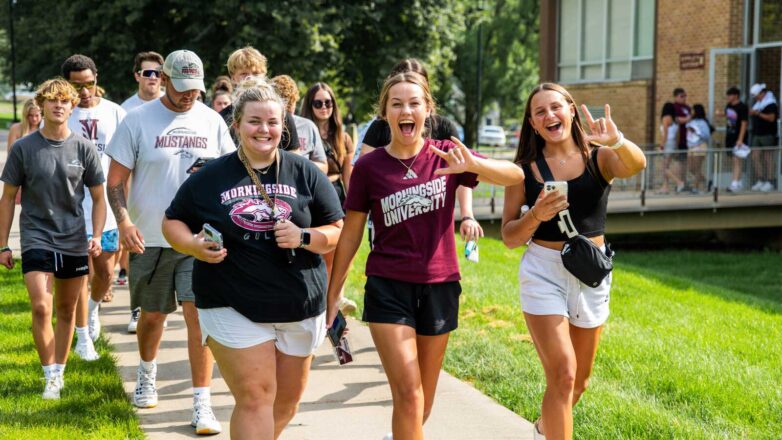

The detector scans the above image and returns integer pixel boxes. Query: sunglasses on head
[312,99,333,109]
[69,81,96,92]
[139,69,161,78]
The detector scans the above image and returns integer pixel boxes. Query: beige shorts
[198,306,327,357]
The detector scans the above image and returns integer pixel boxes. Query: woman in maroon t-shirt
[326,72,523,439]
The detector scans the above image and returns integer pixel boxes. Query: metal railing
[472,144,782,215]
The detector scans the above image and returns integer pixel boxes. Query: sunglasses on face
[312,99,333,109]
[69,81,96,92]
[139,69,161,78]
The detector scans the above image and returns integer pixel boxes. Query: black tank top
[521,148,610,241]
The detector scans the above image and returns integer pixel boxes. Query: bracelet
[461,216,476,222]
[529,207,542,222]
[609,131,625,149]
[0,246,11,253]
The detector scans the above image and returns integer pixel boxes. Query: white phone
[543,181,568,197]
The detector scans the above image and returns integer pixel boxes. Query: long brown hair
[300,82,346,162]
[515,83,592,168]
[376,72,436,124]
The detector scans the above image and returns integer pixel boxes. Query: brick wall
[567,80,652,147]
[655,0,745,144]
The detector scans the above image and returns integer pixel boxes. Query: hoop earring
[534,129,539,135]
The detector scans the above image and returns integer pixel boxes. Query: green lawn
[344,238,782,439]
[0,266,143,439]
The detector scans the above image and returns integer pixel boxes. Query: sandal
[102,289,114,303]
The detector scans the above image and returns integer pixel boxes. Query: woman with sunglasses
[327,72,523,440]
[162,77,344,439]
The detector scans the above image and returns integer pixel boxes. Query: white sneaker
[760,181,774,192]
[42,375,63,400]
[128,308,140,333]
[133,365,158,408]
[338,296,357,315]
[751,180,765,191]
[74,340,100,361]
[88,306,101,341]
[191,397,222,434]
[727,181,743,193]
[533,419,546,440]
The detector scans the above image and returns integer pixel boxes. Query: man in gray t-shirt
[0,77,106,401]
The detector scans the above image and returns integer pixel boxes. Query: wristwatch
[299,229,311,248]
[0,246,11,253]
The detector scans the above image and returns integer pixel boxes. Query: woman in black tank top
[501,83,646,439]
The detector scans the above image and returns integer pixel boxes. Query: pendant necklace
[388,146,422,180]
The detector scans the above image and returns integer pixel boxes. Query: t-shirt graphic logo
[67,159,84,169]
[79,118,99,141]
[403,169,418,180]
[229,198,293,232]
[380,176,448,227]
[155,127,209,151]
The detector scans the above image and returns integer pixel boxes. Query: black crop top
[521,148,611,241]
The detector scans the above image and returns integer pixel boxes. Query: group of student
[0,45,648,440]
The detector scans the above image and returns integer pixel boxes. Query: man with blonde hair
[1,78,106,400]
[272,74,327,173]
[219,46,299,151]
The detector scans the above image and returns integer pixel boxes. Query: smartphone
[543,181,568,197]
[202,223,223,250]
[187,157,215,174]
[334,336,353,365]
[328,311,347,346]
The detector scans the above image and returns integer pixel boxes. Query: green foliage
[0,265,144,439]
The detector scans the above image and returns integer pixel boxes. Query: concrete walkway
[102,287,533,439]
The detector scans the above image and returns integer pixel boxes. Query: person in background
[106,50,234,435]
[685,104,713,193]
[724,87,750,192]
[748,83,779,192]
[163,77,343,439]
[0,78,106,400]
[211,75,233,113]
[62,54,127,360]
[271,75,327,173]
[300,82,356,315]
[502,83,646,440]
[6,99,42,206]
[121,51,165,112]
[659,88,690,193]
[327,71,523,440]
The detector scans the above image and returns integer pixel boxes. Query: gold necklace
[387,146,423,180]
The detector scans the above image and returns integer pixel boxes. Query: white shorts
[519,241,611,328]
[197,307,327,357]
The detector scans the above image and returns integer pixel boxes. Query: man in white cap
[106,49,235,435]
[748,83,779,192]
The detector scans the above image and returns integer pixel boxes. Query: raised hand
[581,104,621,146]
[432,137,477,176]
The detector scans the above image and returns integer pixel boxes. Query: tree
[437,0,539,146]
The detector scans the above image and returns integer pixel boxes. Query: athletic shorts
[129,247,194,314]
[21,249,89,279]
[87,228,120,253]
[362,275,461,336]
[198,306,327,356]
[519,241,611,328]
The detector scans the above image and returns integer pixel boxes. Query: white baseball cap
[750,83,766,97]
[162,50,206,93]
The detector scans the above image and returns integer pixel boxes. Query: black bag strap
[535,155,579,238]
[535,155,555,182]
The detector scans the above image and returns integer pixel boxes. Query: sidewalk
[102,286,533,439]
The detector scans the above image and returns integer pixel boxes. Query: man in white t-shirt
[121,51,165,112]
[106,50,235,435]
[63,54,126,362]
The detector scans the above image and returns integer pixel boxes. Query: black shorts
[362,276,462,336]
[21,249,89,279]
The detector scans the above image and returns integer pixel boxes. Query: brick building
[539,0,782,148]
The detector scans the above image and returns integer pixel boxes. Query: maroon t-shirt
[345,138,480,284]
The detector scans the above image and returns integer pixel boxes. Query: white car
[478,125,506,147]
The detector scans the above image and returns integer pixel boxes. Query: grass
[343,238,782,439]
[0,266,144,439]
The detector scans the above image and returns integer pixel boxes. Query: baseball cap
[750,83,766,97]
[162,50,206,93]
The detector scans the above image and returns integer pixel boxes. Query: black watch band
[298,229,311,248]
[461,216,476,222]
[0,246,11,253]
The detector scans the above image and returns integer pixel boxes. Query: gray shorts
[129,247,194,314]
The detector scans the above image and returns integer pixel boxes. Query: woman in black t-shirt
[163,77,344,438]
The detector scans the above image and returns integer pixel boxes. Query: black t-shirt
[724,102,748,146]
[362,114,460,148]
[219,104,300,151]
[751,103,779,137]
[165,150,344,323]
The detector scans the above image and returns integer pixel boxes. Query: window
[758,0,782,43]
[557,0,655,83]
